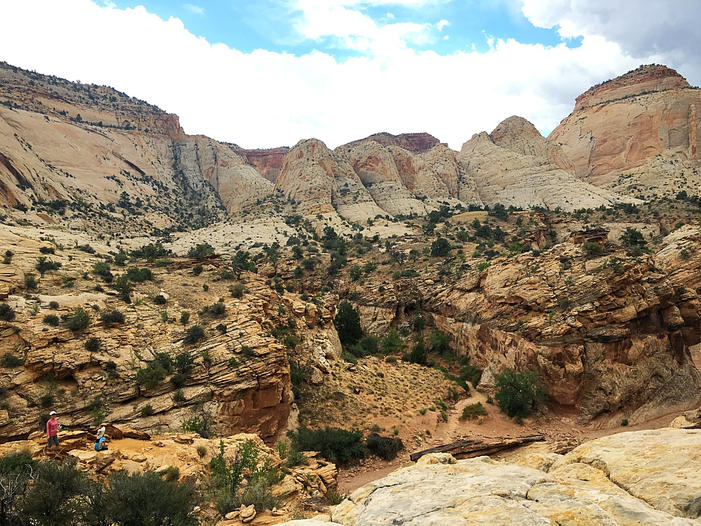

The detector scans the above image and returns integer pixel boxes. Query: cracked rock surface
[279,428,701,525]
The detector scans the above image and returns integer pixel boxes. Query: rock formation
[281,428,701,525]
[275,138,385,222]
[458,117,634,211]
[548,65,701,198]
[234,146,290,184]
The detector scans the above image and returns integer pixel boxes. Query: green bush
[184,325,205,344]
[20,459,86,526]
[24,273,38,290]
[112,275,132,303]
[0,303,15,321]
[182,413,214,438]
[163,466,180,482]
[180,311,190,325]
[136,362,167,389]
[285,448,308,468]
[288,426,366,466]
[99,310,125,324]
[408,337,427,365]
[430,237,451,257]
[200,301,226,318]
[380,329,404,354]
[153,295,167,305]
[35,257,61,276]
[188,243,215,260]
[365,434,403,460]
[2,353,24,368]
[494,369,546,420]
[125,267,153,282]
[334,301,362,346]
[64,307,90,331]
[0,451,36,525]
[91,262,113,282]
[460,402,488,420]
[582,241,603,256]
[140,404,155,417]
[84,337,101,352]
[100,471,197,526]
[229,283,246,298]
[43,314,60,326]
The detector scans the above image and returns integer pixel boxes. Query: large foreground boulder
[279,428,701,525]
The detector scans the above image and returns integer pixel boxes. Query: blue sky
[106,0,579,56]
[0,1,699,148]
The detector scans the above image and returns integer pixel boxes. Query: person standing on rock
[46,410,60,448]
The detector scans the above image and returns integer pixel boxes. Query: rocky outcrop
[174,136,273,211]
[424,226,701,423]
[548,65,701,196]
[458,120,634,211]
[0,62,269,231]
[275,139,385,221]
[281,428,701,525]
[346,132,440,153]
[235,146,290,184]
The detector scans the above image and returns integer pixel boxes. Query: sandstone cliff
[548,65,701,197]
[458,117,633,211]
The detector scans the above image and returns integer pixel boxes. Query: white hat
[96,426,106,440]
[49,411,57,416]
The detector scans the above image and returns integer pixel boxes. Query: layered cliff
[458,117,634,211]
[548,65,701,196]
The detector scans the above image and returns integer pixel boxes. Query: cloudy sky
[0,0,699,149]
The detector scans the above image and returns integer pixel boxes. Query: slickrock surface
[458,119,634,211]
[278,428,701,525]
[548,65,701,196]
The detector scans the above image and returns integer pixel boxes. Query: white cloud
[183,3,204,16]
[0,0,672,151]
[436,19,449,31]
[521,0,701,85]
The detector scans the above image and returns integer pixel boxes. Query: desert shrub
[48,301,59,309]
[0,452,36,525]
[408,337,427,365]
[494,369,546,420]
[136,362,167,389]
[39,246,54,254]
[180,311,190,325]
[42,314,59,326]
[184,325,205,344]
[19,459,86,526]
[459,356,483,387]
[35,257,61,276]
[429,331,452,356]
[582,241,603,256]
[130,242,170,262]
[380,329,404,354]
[288,427,366,466]
[153,295,167,305]
[2,353,24,368]
[125,267,153,282]
[24,273,38,290]
[460,402,488,420]
[365,434,403,461]
[175,352,194,374]
[162,466,180,482]
[200,301,226,318]
[64,307,90,331]
[91,262,113,282]
[348,334,379,357]
[99,310,124,325]
[188,243,215,260]
[181,413,214,438]
[140,404,155,417]
[334,302,362,347]
[430,237,451,257]
[112,275,132,303]
[284,448,308,468]
[0,303,16,321]
[100,471,197,526]
[172,389,186,405]
[2,250,13,264]
[229,283,246,298]
[196,445,208,458]
[192,264,203,276]
[84,337,101,352]
[620,227,647,255]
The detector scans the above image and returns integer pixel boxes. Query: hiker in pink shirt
[46,410,60,448]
